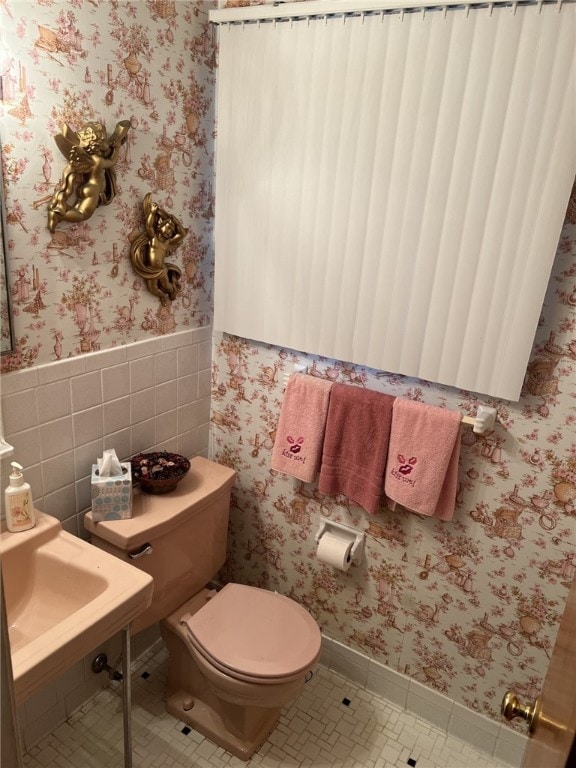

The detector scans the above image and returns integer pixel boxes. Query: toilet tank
[84,457,236,634]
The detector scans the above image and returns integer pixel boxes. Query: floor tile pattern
[23,641,511,768]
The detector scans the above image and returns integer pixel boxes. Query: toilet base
[161,590,291,761]
[165,687,281,761]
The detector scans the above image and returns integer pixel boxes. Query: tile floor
[23,640,512,768]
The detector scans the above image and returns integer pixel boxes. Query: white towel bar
[285,365,497,434]
[461,406,497,435]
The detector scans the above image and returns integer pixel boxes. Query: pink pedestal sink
[1,511,153,706]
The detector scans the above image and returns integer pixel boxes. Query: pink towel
[318,384,395,514]
[271,375,333,483]
[384,399,462,521]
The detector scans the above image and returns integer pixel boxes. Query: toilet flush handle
[128,543,153,560]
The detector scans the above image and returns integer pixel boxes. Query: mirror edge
[0,138,16,357]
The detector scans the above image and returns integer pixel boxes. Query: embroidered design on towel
[284,436,305,459]
[398,455,417,475]
[391,454,418,485]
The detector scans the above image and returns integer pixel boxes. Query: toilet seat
[185,584,321,683]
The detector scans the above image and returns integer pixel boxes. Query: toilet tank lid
[84,457,235,550]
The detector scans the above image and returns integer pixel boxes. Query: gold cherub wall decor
[130,193,187,305]
[47,119,131,233]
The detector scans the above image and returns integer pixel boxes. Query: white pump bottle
[4,462,35,532]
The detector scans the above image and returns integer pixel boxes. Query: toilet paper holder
[315,519,365,566]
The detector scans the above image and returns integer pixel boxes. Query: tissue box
[91,463,132,521]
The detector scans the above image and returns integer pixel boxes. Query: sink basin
[1,511,153,705]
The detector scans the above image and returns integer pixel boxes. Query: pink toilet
[85,457,321,760]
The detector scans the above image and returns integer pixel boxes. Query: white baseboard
[320,635,528,768]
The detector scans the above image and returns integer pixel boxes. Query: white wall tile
[177,344,199,376]
[74,438,104,480]
[131,418,156,455]
[198,339,212,369]
[192,325,212,344]
[75,477,92,519]
[20,700,66,752]
[177,402,201,433]
[103,397,130,435]
[155,436,179,453]
[40,416,73,459]
[330,640,369,688]
[22,463,44,506]
[448,703,499,755]
[407,680,453,731]
[125,337,162,360]
[63,677,104,719]
[198,369,211,399]
[160,328,197,350]
[41,450,75,496]
[42,483,77,522]
[3,389,38,435]
[103,428,131,462]
[6,427,42,467]
[62,514,79,537]
[129,356,155,392]
[177,424,209,459]
[0,367,39,395]
[366,660,410,711]
[36,380,72,423]
[155,380,177,415]
[154,349,177,384]
[177,373,199,406]
[73,406,104,446]
[319,634,333,667]
[54,661,85,700]
[37,357,85,384]
[130,387,155,424]
[23,679,59,723]
[493,727,528,768]
[70,371,102,412]
[101,362,130,401]
[84,347,126,372]
[156,409,177,445]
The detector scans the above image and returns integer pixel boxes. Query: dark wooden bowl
[131,452,190,495]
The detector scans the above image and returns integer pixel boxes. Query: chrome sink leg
[122,625,132,768]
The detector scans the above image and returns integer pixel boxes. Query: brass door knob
[501,691,569,738]
[501,692,541,733]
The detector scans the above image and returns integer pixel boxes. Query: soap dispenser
[5,462,35,532]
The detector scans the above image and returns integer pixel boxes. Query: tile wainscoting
[0,327,212,537]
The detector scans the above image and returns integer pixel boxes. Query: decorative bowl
[130,451,190,495]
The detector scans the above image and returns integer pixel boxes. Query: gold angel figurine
[130,193,187,305]
[47,120,131,233]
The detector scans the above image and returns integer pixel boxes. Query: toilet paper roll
[317,533,354,572]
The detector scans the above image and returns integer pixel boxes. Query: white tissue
[97,448,124,477]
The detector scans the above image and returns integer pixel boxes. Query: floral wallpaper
[212,208,576,726]
[1,0,575,734]
[0,0,215,372]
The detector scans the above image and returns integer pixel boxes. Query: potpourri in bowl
[131,451,190,494]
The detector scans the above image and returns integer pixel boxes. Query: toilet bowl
[161,584,321,759]
[84,457,321,761]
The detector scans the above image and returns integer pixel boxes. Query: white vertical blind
[213,3,576,401]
